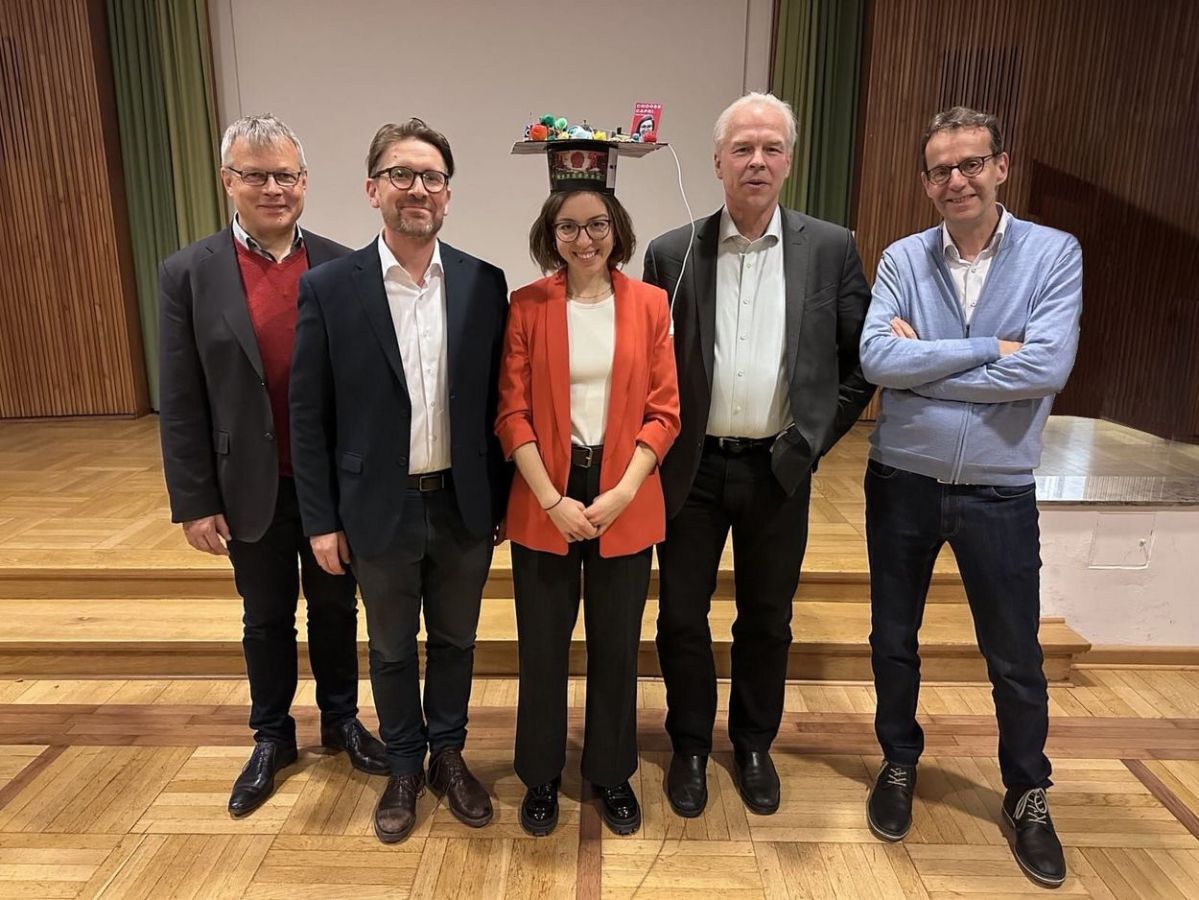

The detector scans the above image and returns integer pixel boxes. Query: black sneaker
[520,778,560,837]
[866,760,916,841]
[1003,787,1066,887]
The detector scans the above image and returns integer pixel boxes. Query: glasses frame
[371,166,450,193]
[923,154,997,186]
[553,218,612,243]
[223,166,304,188]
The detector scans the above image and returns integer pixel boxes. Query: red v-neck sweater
[234,239,310,476]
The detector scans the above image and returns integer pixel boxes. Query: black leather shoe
[867,761,917,841]
[520,778,560,837]
[1003,787,1066,887]
[321,718,389,775]
[228,741,298,817]
[666,753,708,818]
[596,781,641,835]
[733,748,780,815]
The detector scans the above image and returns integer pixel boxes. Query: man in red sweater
[159,115,387,818]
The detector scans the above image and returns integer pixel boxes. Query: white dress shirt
[378,234,450,474]
[566,293,615,447]
[707,205,790,438]
[942,205,1011,325]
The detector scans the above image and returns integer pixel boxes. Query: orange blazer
[496,269,681,557]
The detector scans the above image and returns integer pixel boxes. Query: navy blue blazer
[289,239,511,557]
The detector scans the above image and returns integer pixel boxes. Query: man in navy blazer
[290,118,510,844]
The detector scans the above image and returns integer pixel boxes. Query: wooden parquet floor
[0,670,1197,898]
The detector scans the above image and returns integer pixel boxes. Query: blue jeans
[865,459,1052,791]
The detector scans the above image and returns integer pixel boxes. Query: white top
[566,293,615,447]
[378,234,450,474]
[707,205,790,438]
[941,204,1011,326]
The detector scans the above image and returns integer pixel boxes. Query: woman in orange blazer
[496,183,680,838]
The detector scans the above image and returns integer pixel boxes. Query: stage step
[0,597,1087,682]
[0,543,967,603]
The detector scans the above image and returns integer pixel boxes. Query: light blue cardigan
[860,214,1083,485]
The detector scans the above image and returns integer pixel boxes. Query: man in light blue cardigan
[859,107,1082,888]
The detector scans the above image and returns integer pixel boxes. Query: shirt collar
[719,204,783,247]
[378,232,443,286]
[942,204,1010,260]
[231,214,303,261]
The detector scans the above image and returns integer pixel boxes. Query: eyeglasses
[554,218,611,242]
[224,167,304,188]
[371,166,450,193]
[923,154,996,186]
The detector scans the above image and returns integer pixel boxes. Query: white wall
[209,0,774,286]
[1041,509,1199,646]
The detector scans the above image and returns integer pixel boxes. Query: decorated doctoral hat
[512,113,664,194]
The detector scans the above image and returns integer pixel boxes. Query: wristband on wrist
[542,494,564,511]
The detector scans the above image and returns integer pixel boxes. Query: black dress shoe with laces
[520,778,561,836]
[733,748,780,814]
[228,741,298,817]
[596,781,641,835]
[1003,787,1066,887]
[666,753,708,818]
[867,761,917,841]
[320,718,389,775]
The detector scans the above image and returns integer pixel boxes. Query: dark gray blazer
[158,227,349,541]
[643,207,874,518]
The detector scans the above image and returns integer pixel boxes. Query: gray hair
[713,92,798,149]
[919,106,1003,170]
[220,114,307,168]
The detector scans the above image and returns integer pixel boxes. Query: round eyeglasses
[371,166,450,193]
[923,154,996,186]
[554,219,611,242]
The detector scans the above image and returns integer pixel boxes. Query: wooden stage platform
[0,416,1113,682]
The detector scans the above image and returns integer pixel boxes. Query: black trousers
[512,454,652,789]
[865,460,1052,791]
[351,485,493,776]
[656,444,811,755]
[227,477,360,746]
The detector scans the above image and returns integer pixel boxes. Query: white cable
[664,144,696,337]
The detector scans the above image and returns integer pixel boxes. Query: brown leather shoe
[428,747,493,827]
[374,771,425,843]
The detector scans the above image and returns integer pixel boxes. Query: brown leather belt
[406,470,451,491]
[570,445,604,469]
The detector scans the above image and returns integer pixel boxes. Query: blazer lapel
[202,229,265,380]
[692,213,721,392]
[353,242,409,393]
[303,231,338,268]
[782,209,810,386]
[604,271,635,450]
[544,272,573,460]
[440,243,467,394]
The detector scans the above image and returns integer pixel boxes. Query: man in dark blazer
[643,93,874,818]
[290,118,510,844]
[159,115,387,819]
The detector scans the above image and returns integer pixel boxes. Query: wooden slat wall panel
[0,0,146,418]
[853,0,1199,439]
